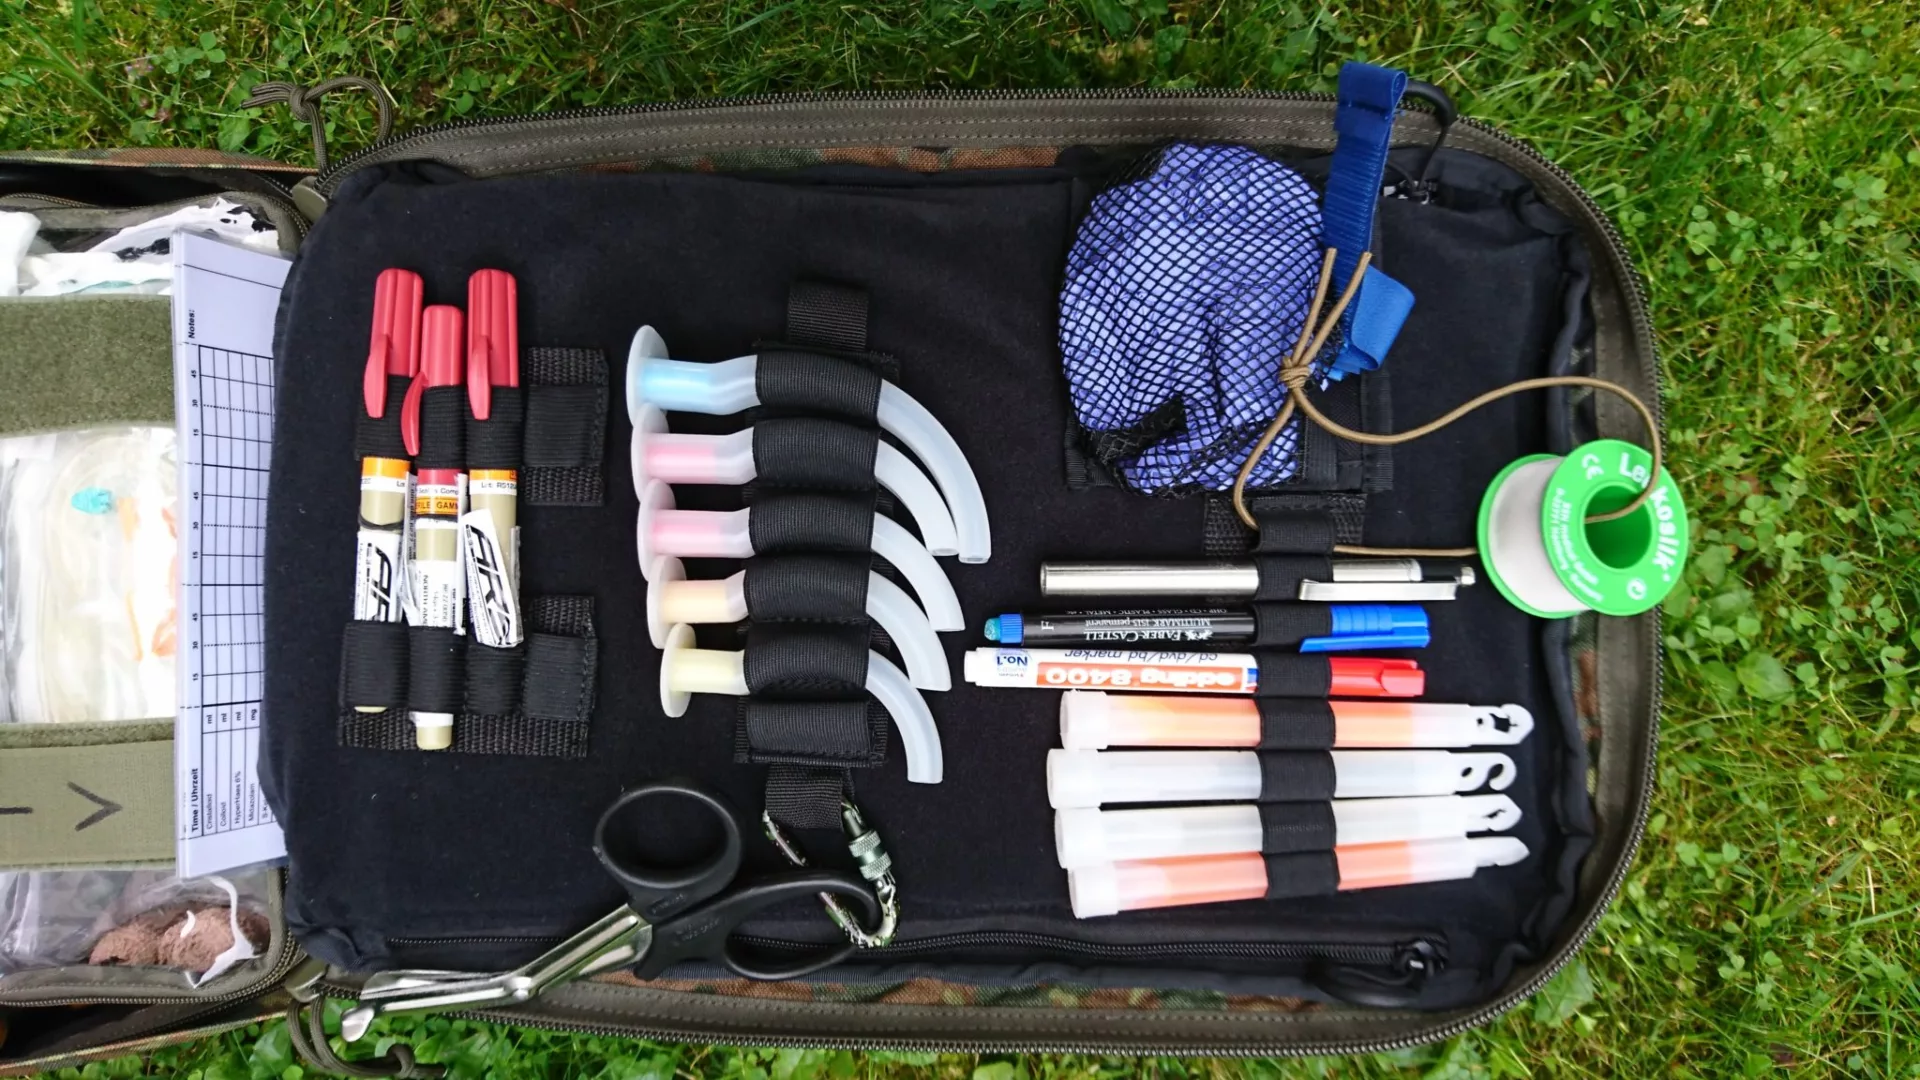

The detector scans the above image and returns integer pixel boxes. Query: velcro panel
[751,418,881,490]
[522,595,598,723]
[353,375,411,461]
[754,350,883,421]
[747,492,876,554]
[1254,699,1338,750]
[742,555,871,622]
[339,620,408,710]
[1257,751,1338,801]
[1251,653,1333,698]
[1251,555,1335,601]
[406,626,465,715]
[742,623,869,697]
[466,386,525,470]
[1262,851,1342,899]
[1251,604,1335,648]
[1258,801,1338,854]
[521,347,608,506]
[415,386,468,471]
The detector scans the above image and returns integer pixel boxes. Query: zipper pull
[1311,938,1448,1007]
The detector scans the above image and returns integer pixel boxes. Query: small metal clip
[1298,565,1476,602]
[763,800,900,948]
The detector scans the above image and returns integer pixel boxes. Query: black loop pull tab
[242,75,396,170]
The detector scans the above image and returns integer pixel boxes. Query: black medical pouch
[0,89,1662,1072]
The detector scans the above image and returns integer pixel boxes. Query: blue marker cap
[983,613,1024,644]
[1301,604,1429,653]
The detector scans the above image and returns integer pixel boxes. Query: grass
[5,0,1919,1076]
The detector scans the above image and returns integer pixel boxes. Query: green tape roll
[1478,439,1687,619]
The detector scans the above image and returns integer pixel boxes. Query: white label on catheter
[412,519,466,633]
[399,473,422,625]
[352,529,406,622]
[461,509,523,648]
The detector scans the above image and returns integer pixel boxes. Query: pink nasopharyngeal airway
[646,435,727,483]
[651,510,753,558]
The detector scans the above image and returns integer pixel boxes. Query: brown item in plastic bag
[88,906,269,974]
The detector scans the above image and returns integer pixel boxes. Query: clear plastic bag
[0,869,272,981]
[0,426,178,724]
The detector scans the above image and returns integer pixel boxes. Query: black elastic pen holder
[354,376,411,461]
[1251,603,1337,648]
[1251,555,1338,601]
[1250,652,1336,697]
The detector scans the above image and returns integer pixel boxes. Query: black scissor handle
[633,869,881,981]
[593,779,744,923]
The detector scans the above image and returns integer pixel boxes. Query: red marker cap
[466,269,519,421]
[401,305,467,456]
[1328,658,1425,698]
[364,269,422,419]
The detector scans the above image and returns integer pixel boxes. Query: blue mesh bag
[1060,142,1328,495]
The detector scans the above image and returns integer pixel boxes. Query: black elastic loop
[1251,653,1333,698]
[743,555,871,622]
[1250,507,1338,555]
[340,621,408,710]
[466,386,525,470]
[522,347,608,507]
[754,351,883,422]
[522,632,596,721]
[414,386,467,471]
[742,624,870,697]
[353,375,411,461]
[1258,802,1338,854]
[1251,604,1334,648]
[747,492,877,554]
[406,626,465,715]
[1262,851,1342,899]
[739,700,875,764]
[1251,555,1334,602]
[1257,751,1338,802]
[524,386,605,467]
[1254,699,1338,750]
[465,641,526,716]
[751,418,881,491]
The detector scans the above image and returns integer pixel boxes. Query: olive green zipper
[282,90,1663,1057]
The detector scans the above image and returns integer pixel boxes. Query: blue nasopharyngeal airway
[1060,142,1324,495]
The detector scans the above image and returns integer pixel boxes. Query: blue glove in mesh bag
[1060,142,1329,496]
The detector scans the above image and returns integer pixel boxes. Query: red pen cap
[1328,658,1425,698]
[466,269,519,420]
[364,269,422,419]
[401,305,467,456]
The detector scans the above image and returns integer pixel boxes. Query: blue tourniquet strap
[1322,62,1411,381]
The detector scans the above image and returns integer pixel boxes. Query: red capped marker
[406,305,468,751]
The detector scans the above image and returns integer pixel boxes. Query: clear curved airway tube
[626,329,992,563]
[631,405,960,557]
[646,556,951,691]
[657,624,943,783]
[635,481,963,630]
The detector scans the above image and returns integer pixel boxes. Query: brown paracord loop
[242,76,396,171]
[1231,248,1663,558]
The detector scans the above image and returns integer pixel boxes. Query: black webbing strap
[1251,653,1333,698]
[1263,851,1342,899]
[754,351,884,423]
[747,492,876,554]
[522,347,608,506]
[1254,699,1338,750]
[1361,371,1394,493]
[339,620,408,710]
[1258,801,1338,854]
[353,376,410,461]
[466,386,525,470]
[338,596,596,758]
[1251,604,1334,648]
[741,623,869,697]
[764,764,852,831]
[1251,555,1336,602]
[743,555,871,622]
[751,418,881,490]
[1257,751,1338,802]
[786,281,869,353]
[415,387,467,471]
[1251,507,1337,555]
[406,626,465,715]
